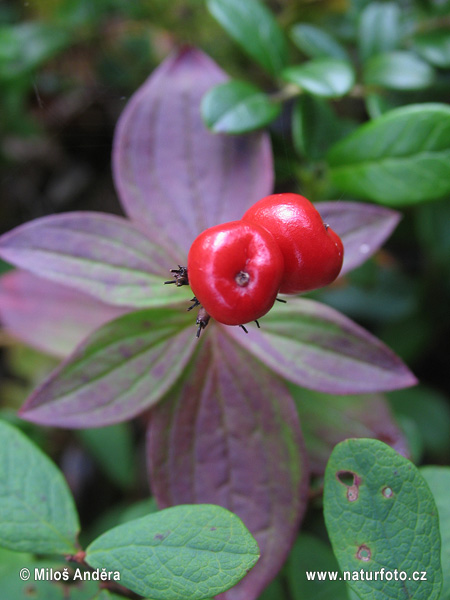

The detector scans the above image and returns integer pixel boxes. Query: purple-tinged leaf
[288,386,409,475]
[0,270,126,357]
[316,201,401,275]
[147,326,308,600]
[0,213,186,308]
[113,46,274,260]
[19,308,197,428]
[228,298,417,394]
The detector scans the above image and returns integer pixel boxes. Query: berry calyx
[187,220,284,326]
[242,193,343,294]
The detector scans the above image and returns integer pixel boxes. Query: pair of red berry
[169,194,344,333]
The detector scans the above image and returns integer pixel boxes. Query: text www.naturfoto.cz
[306,569,428,582]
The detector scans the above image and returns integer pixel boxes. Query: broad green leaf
[290,23,349,60]
[0,421,79,554]
[207,0,288,76]
[358,2,401,61]
[364,51,435,90]
[289,386,408,475]
[78,423,136,489]
[292,95,354,160]
[421,467,450,600]
[201,81,280,134]
[324,439,442,600]
[20,308,197,428]
[85,504,260,600]
[282,59,355,98]
[287,533,348,600]
[413,30,450,68]
[327,103,450,205]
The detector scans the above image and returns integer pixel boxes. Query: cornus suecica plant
[1,45,440,600]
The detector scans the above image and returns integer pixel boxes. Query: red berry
[242,193,344,294]
[187,220,284,326]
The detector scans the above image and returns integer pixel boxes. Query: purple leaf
[147,326,308,600]
[19,308,197,427]
[0,212,183,308]
[316,201,401,275]
[228,298,417,394]
[289,386,409,475]
[0,270,126,357]
[113,46,274,261]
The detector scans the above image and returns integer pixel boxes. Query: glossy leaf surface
[413,30,450,68]
[0,270,126,357]
[282,58,355,98]
[0,213,179,308]
[228,298,416,394]
[316,201,401,275]
[113,46,273,261]
[0,421,79,554]
[207,0,288,76]
[20,308,197,427]
[290,23,349,60]
[148,327,308,600]
[324,439,442,600]
[201,81,280,134]
[86,505,259,600]
[358,2,401,61]
[364,51,435,90]
[327,103,450,205]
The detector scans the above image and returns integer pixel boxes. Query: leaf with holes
[0,270,127,357]
[201,81,280,134]
[327,103,450,205]
[19,308,197,428]
[289,387,408,475]
[0,421,79,554]
[113,46,273,261]
[148,326,308,600]
[315,201,401,276]
[85,504,260,600]
[227,298,416,395]
[324,438,442,600]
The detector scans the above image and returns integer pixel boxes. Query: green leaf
[358,2,401,62]
[77,423,136,489]
[420,467,450,600]
[292,95,355,160]
[287,533,349,600]
[20,308,197,428]
[327,103,450,205]
[290,23,349,60]
[324,438,442,600]
[282,58,355,98]
[413,30,450,68]
[0,421,79,554]
[207,0,288,76]
[364,51,435,90]
[201,81,280,134]
[85,504,260,600]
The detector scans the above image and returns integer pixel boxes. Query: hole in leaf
[337,470,361,501]
[337,471,356,486]
[382,486,394,498]
[356,544,371,562]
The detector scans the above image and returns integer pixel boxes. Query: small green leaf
[290,23,349,60]
[324,438,442,600]
[364,51,435,90]
[86,504,260,600]
[207,0,288,76]
[282,58,355,98]
[413,30,450,68]
[292,95,354,160]
[287,533,349,600]
[0,421,79,554]
[77,423,136,489]
[358,2,401,62]
[201,81,280,134]
[421,467,450,600]
[327,103,450,205]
